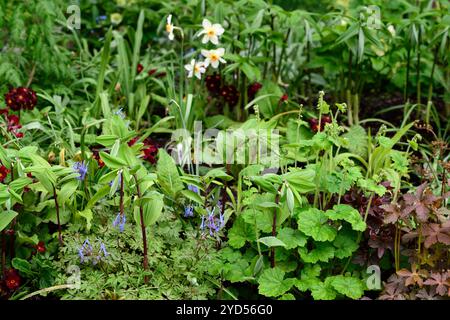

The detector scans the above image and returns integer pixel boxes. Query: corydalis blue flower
[200,207,225,237]
[115,108,125,119]
[78,239,92,264]
[78,239,108,265]
[184,205,194,218]
[188,184,199,194]
[73,161,88,181]
[113,212,126,232]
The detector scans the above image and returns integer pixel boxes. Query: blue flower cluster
[200,206,225,237]
[113,212,126,232]
[78,239,109,265]
[73,161,88,181]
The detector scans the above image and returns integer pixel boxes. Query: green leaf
[86,185,110,209]
[77,209,93,231]
[156,149,183,198]
[12,258,33,276]
[310,281,337,300]
[357,178,386,196]
[342,125,367,157]
[298,242,335,263]
[328,275,365,299]
[134,193,164,226]
[295,264,321,292]
[241,209,273,233]
[257,236,286,248]
[296,208,337,241]
[181,189,203,205]
[258,267,295,297]
[333,228,358,259]
[100,152,128,169]
[58,180,78,204]
[0,210,18,231]
[227,216,256,249]
[326,204,366,231]
[277,228,307,249]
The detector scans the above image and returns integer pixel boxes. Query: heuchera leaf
[258,267,295,297]
[227,216,256,249]
[333,228,359,259]
[296,208,337,241]
[277,227,307,249]
[328,275,365,299]
[326,204,366,231]
[298,242,335,263]
[295,264,321,292]
[310,281,337,300]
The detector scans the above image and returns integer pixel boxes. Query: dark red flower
[4,87,37,111]
[128,137,139,146]
[4,229,15,236]
[148,69,157,76]
[5,114,23,138]
[0,165,10,183]
[35,241,46,253]
[247,82,262,101]
[309,115,332,133]
[280,94,288,103]
[92,150,105,168]
[137,63,144,74]
[205,74,222,95]
[142,143,158,164]
[4,269,21,291]
[220,85,239,107]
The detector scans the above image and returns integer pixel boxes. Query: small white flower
[387,24,396,37]
[201,48,226,69]
[198,19,224,45]
[166,14,175,40]
[185,59,206,79]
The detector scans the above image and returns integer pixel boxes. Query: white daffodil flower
[166,14,175,40]
[201,48,226,69]
[185,59,206,79]
[198,19,224,45]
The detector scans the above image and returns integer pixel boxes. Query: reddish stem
[53,185,63,246]
[134,174,148,283]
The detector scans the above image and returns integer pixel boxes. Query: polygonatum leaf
[257,236,286,247]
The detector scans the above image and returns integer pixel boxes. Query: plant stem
[119,171,124,218]
[133,174,148,283]
[52,185,63,246]
[1,231,6,277]
[270,186,282,268]
[405,46,411,102]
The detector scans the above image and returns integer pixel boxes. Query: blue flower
[200,215,205,230]
[188,184,199,194]
[200,207,225,237]
[96,15,107,24]
[184,205,194,218]
[109,172,122,188]
[73,161,88,181]
[115,108,125,119]
[113,212,126,232]
[78,239,93,264]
